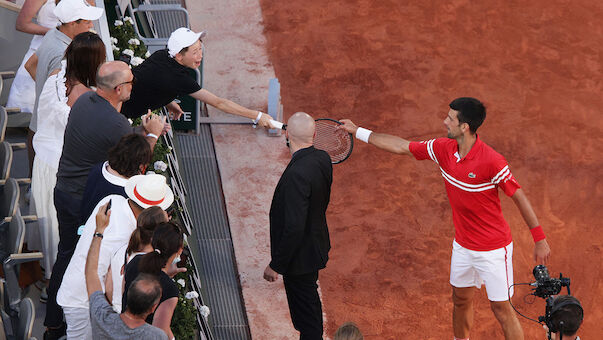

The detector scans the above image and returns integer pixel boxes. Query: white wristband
[355,127,372,143]
[253,111,263,124]
[146,133,158,140]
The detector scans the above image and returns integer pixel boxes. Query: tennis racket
[270,118,353,164]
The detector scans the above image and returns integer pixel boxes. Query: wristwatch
[93,232,104,238]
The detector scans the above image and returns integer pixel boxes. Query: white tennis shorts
[450,240,514,301]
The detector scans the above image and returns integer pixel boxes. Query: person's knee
[490,301,514,320]
[452,289,473,307]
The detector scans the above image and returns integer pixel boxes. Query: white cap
[167,27,206,57]
[53,0,104,24]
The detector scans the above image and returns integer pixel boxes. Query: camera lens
[533,264,550,282]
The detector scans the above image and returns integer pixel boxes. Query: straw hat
[125,174,174,210]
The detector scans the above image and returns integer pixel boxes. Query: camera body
[532,265,570,298]
[532,265,576,340]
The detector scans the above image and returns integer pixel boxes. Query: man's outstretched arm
[339,119,412,155]
[511,188,551,264]
[190,88,273,128]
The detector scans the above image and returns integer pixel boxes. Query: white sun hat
[53,0,104,24]
[125,173,174,210]
[167,27,207,57]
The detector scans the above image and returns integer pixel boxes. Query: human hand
[162,121,171,135]
[142,110,165,136]
[257,112,274,128]
[542,324,555,339]
[166,262,187,278]
[95,201,111,233]
[263,265,278,282]
[534,239,551,264]
[338,119,358,135]
[167,101,184,120]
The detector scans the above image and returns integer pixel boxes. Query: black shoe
[43,323,66,340]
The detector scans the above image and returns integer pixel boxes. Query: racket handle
[270,119,285,130]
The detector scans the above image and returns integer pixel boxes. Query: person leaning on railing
[119,27,274,128]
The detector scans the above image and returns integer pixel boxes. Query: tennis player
[339,97,551,340]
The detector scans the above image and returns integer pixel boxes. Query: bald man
[45,61,165,337]
[264,112,333,339]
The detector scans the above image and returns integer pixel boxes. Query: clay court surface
[257,0,602,338]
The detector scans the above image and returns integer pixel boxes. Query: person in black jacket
[264,112,333,340]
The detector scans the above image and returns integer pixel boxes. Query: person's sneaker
[40,286,48,303]
[43,323,66,340]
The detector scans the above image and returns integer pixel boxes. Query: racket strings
[314,120,352,163]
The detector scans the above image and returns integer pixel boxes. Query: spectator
[57,173,174,339]
[334,322,363,340]
[120,27,274,128]
[544,295,583,340]
[44,60,164,338]
[80,133,153,223]
[24,0,103,178]
[31,31,105,283]
[122,222,185,339]
[125,206,169,261]
[106,206,169,314]
[7,0,60,114]
[86,201,168,340]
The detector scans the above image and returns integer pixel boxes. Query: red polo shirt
[409,136,520,251]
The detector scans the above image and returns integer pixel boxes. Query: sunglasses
[114,76,135,90]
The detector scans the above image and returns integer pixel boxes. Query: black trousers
[44,188,82,327]
[283,271,323,340]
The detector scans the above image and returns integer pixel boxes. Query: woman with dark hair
[30,31,106,281]
[105,206,168,313]
[79,133,153,223]
[122,222,185,339]
[126,206,169,260]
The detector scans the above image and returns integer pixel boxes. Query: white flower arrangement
[128,38,140,46]
[130,56,145,66]
[145,51,151,58]
[154,160,168,172]
[110,37,118,44]
[112,45,120,51]
[199,305,210,318]
[123,16,134,25]
[127,118,133,125]
[177,279,186,287]
[185,291,199,300]
[122,49,134,57]
[114,19,123,26]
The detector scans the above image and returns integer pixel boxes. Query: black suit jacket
[269,146,333,276]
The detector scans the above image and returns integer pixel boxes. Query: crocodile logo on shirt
[468,172,476,178]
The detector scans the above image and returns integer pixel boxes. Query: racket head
[313,118,353,164]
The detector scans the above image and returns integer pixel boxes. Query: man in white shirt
[86,202,168,340]
[57,174,174,339]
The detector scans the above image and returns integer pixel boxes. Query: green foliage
[172,267,199,339]
[108,16,149,65]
